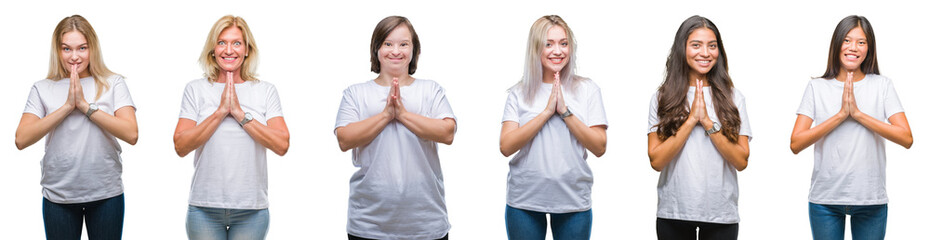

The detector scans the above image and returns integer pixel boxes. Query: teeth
[223,57,236,61]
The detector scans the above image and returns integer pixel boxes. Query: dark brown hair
[820,15,879,79]
[655,15,741,143]
[370,16,420,74]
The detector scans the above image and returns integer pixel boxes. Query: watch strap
[560,107,573,119]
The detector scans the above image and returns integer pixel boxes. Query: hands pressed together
[381,77,409,120]
[63,64,91,113]
[686,78,715,130]
[545,72,568,117]
[838,71,863,120]
[216,71,247,122]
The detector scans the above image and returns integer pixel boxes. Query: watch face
[245,113,253,120]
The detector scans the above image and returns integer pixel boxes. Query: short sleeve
[735,91,753,140]
[23,84,46,118]
[501,90,519,123]
[178,82,198,121]
[796,81,816,119]
[264,84,284,119]
[882,79,905,119]
[585,84,608,128]
[647,92,659,134]
[429,84,456,121]
[334,87,360,132]
[112,76,136,112]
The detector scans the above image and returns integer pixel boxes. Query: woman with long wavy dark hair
[646,15,751,240]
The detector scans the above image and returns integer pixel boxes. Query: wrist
[76,101,89,113]
[700,118,714,130]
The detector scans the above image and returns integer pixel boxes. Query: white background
[1,0,926,239]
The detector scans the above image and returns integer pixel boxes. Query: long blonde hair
[199,15,260,82]
[47,15,116,100]
[513,15,585,104]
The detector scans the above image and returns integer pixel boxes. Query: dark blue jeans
[43,194,124,240]
[656,217,738,240]
[809,202,887,240]
[505,205,592,240]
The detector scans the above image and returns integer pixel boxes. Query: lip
[843,54,860,61]
[386,56,405,62]
[220,56,238,63]
[694,59,713,67]
[548,57,564,64]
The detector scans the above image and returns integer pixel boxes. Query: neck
[688,71,706,87]
[218,69,243,83]
[376,72,414,86]
[838,69,866,82]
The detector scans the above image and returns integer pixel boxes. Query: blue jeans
[186,205,270,240]
[809,202,887,240]
[505,205,592,240]
[43,194,125,240]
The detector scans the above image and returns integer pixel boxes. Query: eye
[218,41,226,45]
[384,42,391,47]
[80,47,87,51]
[561,42,568,46]
[709,44,717,49]
[400,42,408,47]
[844,39,850,43]
[691,43,700,48]
[858,41,866,45]
[63,47,70,51]
[545,43,552,47]
[234,41,241,46]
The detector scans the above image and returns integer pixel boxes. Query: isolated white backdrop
[0,0,925,239]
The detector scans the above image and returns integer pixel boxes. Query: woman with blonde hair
[174,15,289,239]
[15,15,138,239]
[500,15,607,240]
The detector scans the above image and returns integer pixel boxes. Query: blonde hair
[47,15,117,100]
[199,15,259,82]
[513,15,585,104]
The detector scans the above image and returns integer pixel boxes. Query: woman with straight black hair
[647,15,751,240]
[790,15,912,240]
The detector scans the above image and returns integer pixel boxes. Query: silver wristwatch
[85,103,99,117]
[705,122,721,135]
[560,106,573,119]
[239,112,254,126]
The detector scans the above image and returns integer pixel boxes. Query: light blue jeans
[186,205,269,240]
[505,205,592,240]
[809,202,887,240]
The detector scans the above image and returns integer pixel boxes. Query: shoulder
[183,78,212,91]
[342,80,376,95]
[105,74,127,85]
[575,77,600,92]
[414,78,444,90]
[32,78,57,88]
[730,87,747,103]
[866,74,892,85]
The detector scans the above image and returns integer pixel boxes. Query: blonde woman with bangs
[499,15,607,240]
[15,15,138,239]
[173,15,289,240]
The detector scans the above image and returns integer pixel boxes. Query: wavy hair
[655,15,740,143]
[199,15,260,82]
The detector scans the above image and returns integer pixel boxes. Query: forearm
[707,134,749,171]
[242,117,290,156]
[563,115,606,157]
[174,112,224,157]
[15,107,72,150]
[790,114,845,154]
[87,107,138,145]
[500,110,553,157]
[648,122,696,171]
[853,112,913,148]
[397,112,455,145]
[335,113,392,152]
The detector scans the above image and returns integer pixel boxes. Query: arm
[335,113,392,152]
[15,109,72,150]
[705,128,750,171]
[853,110,912,149]
[238,116,290,156]
[647,121,697,172]
[78,104,138,145]
[390,79,456,145]
[561,112,607,157]
[791,72,855,154]
[500,73,562,157]
[173,112,226,157]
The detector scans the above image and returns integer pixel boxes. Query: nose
[700,46,710,57]
[553,46,563,55]
[390,45,400,55]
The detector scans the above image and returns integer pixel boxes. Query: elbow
[440,135,454,145]
[174,142,190,158]
[273,140,290,156]
[14,139,27,151]
[789,141,802,155]
[592,147,606,158]
[735,162,748,171]
[903,135,914,149]
[650,161,664,172]
[500,145,515,157]
[126,133,138,146]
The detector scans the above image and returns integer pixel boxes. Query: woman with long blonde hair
[15,15,138,239]
[500,15,607,240]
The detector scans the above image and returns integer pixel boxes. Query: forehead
[687,27,716,42]
[547,25,566,39]
[219,26,243,40]
[61,30,87,45]
[385,24,411,40]
[846,27,866,39]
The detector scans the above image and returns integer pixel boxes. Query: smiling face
[214,26,247,73]
[541,25,570,74]
[60,30,90,78]
[685,27,719,79]
[840,26,868,72]
[378,25,413,75]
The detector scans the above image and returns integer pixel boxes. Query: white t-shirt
[178,78,283,209]
[334,79,456,240]
[647,87,752,224]
[502,79,608,213]
[796,74,904,205]
[23,75,135,204]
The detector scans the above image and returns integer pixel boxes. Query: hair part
[199,15,260,82]
[513,15,586,104]
[47,15,117,100]
[820,15,879,79]
[655,15,741,143]
[370,16,421,75]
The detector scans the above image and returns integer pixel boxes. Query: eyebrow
[689,40,717,43]
[61,43,88,47]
